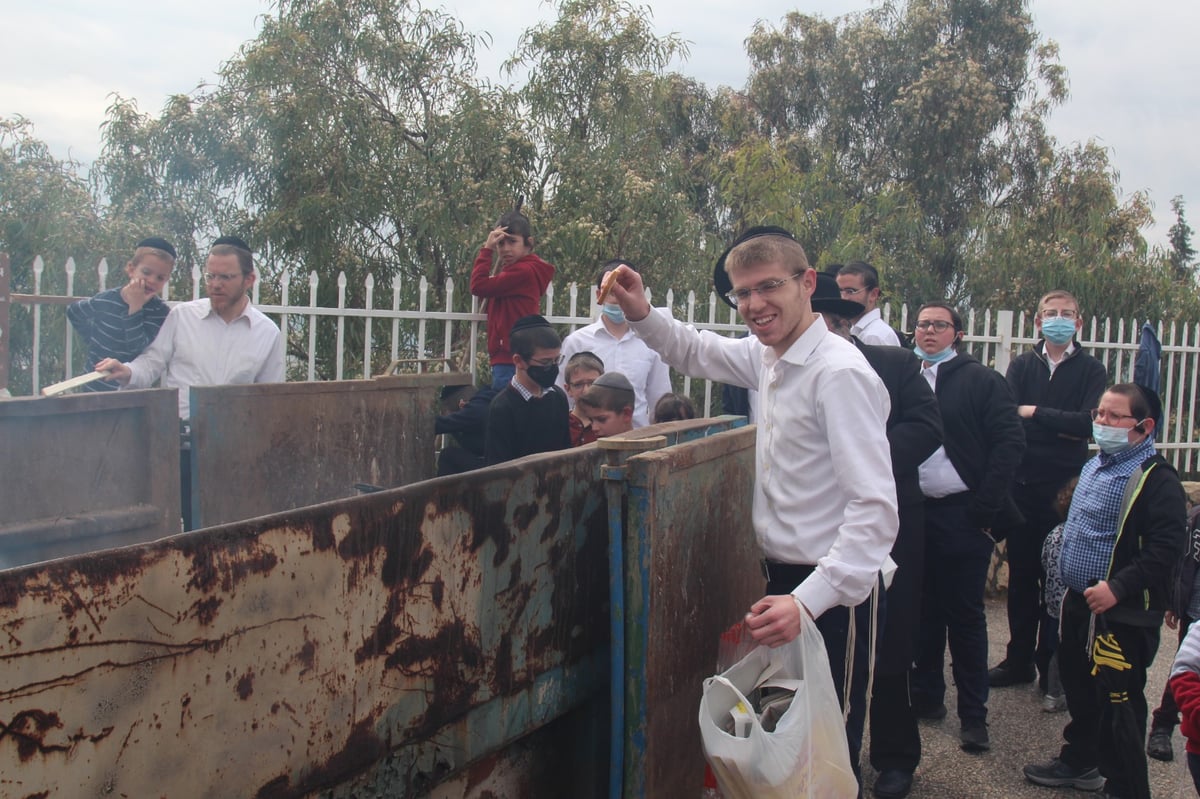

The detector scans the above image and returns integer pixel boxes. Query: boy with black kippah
[575,371,635,438]
[67,236,177,390]
[484,315,571,465]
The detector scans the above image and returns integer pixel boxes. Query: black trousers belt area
[761,560,817,585]
[924,490,970,507]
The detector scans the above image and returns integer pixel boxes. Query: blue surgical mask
[1092,422,1133,454]
[602,304,626,325]
[915,343,955,365]
[1041,317,1077,346]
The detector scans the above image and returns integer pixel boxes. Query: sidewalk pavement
[860,595,1196,798]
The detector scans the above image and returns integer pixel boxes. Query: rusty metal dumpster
[0,388,181,568]
[0,414,761,798]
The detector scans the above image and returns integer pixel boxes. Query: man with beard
[97,236,283,529]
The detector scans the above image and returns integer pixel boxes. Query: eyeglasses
[567,379,596,390]
[203,272,244,284]
[528,355,564,368]
[1090,408,1140,424]
[1040,309,1079,320]
[839,286,868,297]
[725,272,804,305]
[914,320,954,332]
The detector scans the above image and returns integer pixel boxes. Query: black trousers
[870,500,925,773]
[1005,480,1066,674]
[912,498,994,725]
[1058,591,1158,798]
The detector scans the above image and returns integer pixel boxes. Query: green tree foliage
[505,0,710,294]
[7,0,1196,376]
[0,117,105,288]
[1168,195,1196,282]
[0,118,111,394]
[959,142,1195,321]
[733,0,1067,297]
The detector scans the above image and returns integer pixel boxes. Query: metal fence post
[0,253,9,394]
[994,309,1014,375]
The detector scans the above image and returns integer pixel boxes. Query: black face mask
[527,364,559,389]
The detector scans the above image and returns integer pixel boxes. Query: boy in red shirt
[470,207,555,390]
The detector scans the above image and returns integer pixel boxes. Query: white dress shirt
[557,316,673,427]
[125,299,284,418]
[852,308,902,347]
[629,309,899,618]
[917,356,970,497]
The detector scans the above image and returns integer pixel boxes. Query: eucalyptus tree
[960,141,1194,322]
[731,0,1070,298]
[505,0,713,293]
[0,117,112,394]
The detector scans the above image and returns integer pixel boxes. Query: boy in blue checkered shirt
[1024,383,1187,797]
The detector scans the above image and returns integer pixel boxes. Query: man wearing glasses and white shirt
[835,261,903,347]
[989,291,1106,704]
[605,227,898,787]
[97,236,284,529]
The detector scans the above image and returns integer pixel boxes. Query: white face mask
[1092,422,1135,454]
[601,304,626,324]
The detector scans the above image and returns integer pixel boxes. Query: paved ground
[859,596,1196,798]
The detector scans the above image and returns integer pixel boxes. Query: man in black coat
[990,290,1107,695]
[910,301,1025,757]
[811,273,944,799]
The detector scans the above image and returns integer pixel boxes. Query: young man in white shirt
[556,259,671,428]
[604,227,898,783]
[836,261,903,347]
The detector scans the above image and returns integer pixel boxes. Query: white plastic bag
[698,619,858,798]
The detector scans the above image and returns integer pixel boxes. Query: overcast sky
[6,0,1198,248]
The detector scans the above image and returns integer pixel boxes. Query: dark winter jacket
[929,352,1025,530]
[854,340,943,507]
[1006,340,1107,484]
[1105,454,1188,627]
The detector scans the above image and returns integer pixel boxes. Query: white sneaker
[1041,692,1066,713]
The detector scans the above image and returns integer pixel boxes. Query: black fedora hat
[811,272,866,318]
[712,226,799,309]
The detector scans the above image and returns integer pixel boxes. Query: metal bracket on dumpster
[597,435,667,481]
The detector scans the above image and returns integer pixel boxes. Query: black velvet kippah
[136,237,177,259]
[510,314,552,334]
[212,235,251,251]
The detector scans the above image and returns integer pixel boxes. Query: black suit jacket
[853,339,944,507]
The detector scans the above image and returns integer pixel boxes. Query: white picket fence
[9,256,1200,474]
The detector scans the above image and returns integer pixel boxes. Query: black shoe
[1147,727,1174,761]
[960,720,990,752]
[912,699,947,721]
[872,769,913,799]
[988,661,1036,687]
[1023,758,1105,791]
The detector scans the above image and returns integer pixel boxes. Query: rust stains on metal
[254,717,386,799]
[181,535,279,593]
[236,670,255,700]
[308,516,336,552]
[2,710,62,761]
[294,639,316,674]
[190,596,222,626]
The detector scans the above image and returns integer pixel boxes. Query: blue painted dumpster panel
[0,446,609,798]
[621,424,760,798]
